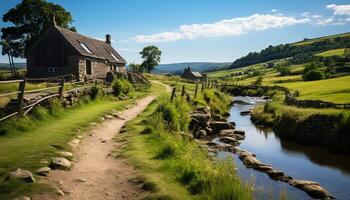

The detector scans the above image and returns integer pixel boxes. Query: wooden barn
[180,66,207,82]
[26,22,126,81]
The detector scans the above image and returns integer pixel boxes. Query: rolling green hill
[229,32,350,69]
[151,62,231,74]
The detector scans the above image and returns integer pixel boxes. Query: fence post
[58,78,65,99]
[181,85,185,97]
[201,83,204,93]
[171,87,176,102]
[16,79,26,116]
[194,83,198,99]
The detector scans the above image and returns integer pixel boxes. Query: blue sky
[0,0,350,64]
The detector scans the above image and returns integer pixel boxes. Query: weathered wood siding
[27,27,77,78]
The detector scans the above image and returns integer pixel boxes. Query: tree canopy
[139,45,162,73]
[1,0,75,58]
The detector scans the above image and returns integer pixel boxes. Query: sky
[0,0,350,64]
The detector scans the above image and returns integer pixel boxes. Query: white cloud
[271,9,278,13]
[133,14,309,43]
[315,17,335,25]
[133,32,184,43]
[312,15,322,19]
[326,4,350,16]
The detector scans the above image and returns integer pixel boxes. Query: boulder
[213,114,226,122]
[191,113,210,128]
[289,180,335,200]
[6,168,35,182]
[209,122,234,133]
[234,130,245,136]
[189,118,200,132]
[219,129,235,137]
[50,157,72,170]
[213,143,233,151]
[242,155,264,168]
[36,167,51,176]
[104,114,113,120]
[240,110,251,116]
[57,151,73,159]
[195,106,211,115]
[220,136,239,146]
[230,121,236,126]
[267,169,285,180]
[194,130,207,139]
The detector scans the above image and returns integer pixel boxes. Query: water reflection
[217,96,350,200]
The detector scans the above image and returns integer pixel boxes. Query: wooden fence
[0,74,98,122]
[170,81,219,103]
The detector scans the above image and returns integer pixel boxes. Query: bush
[120,79,132,94]
[90,85,99,100]
[141,180,157,191]
[303,70,324,81]
[112,79,133,97]
[112,79,123,96]
[278,67,291,76]
[155,142,176,159]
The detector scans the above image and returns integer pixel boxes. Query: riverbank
[251,102,350,153]
[117,87,254,199]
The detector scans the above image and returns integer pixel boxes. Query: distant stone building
[26,22,126,80]
[180,66,207,82]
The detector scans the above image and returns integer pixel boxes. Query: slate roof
[191,71,203,77]
[56,26,126,64]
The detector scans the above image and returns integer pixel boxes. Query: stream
[216,96,350,200]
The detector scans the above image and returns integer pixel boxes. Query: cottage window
[86,60,92,75]
[48,67,58,73]
[79,42,92,54]
[113,65,117,71]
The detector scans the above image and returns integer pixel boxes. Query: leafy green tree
[139,46,161,73]
[278,67,291,76]
[1,0,75,59]
[303,70,324,81]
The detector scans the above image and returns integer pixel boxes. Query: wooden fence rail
[0,74,95,123]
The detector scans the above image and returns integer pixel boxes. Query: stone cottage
[26,23,126,80]
[180,66,207,82]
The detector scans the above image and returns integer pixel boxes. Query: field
[279,75,350,103]
[316,48,345,57]
[293,32,350,46]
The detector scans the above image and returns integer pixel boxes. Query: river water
[216,96,350,200]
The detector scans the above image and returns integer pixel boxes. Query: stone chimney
[106,34,111,45]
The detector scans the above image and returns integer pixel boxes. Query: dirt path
[38,95,156,200]
[151,80,172,92]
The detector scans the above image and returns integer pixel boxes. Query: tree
[303,70,324,81]
[139,46,161,73]
[278,67,291,76]
[253,76,263,86]
[1,0,75,61]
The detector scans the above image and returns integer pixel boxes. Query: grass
[279,75,350,103]
[118,86,253,200]
[316,48,345,57]
[0,82,161,199]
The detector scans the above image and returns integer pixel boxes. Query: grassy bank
[251,102,350,152]
[0,83,160,199]
[118,87,254,200]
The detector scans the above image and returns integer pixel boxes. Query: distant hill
[229,32,350,69]
[151,62,231,74]
[0,63,26,70]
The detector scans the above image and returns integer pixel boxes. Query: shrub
[112,79,123,96]
[112,79,133,96]
[120,79,132,95]
[141,180,157,191]
[303,70,324,81]
[141,126,153,135]
[155,142,176,159]
[90,85,99,100]
[278,67,291,76]
[49,99,63,116]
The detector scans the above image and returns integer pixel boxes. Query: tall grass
[126,92,254,199]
